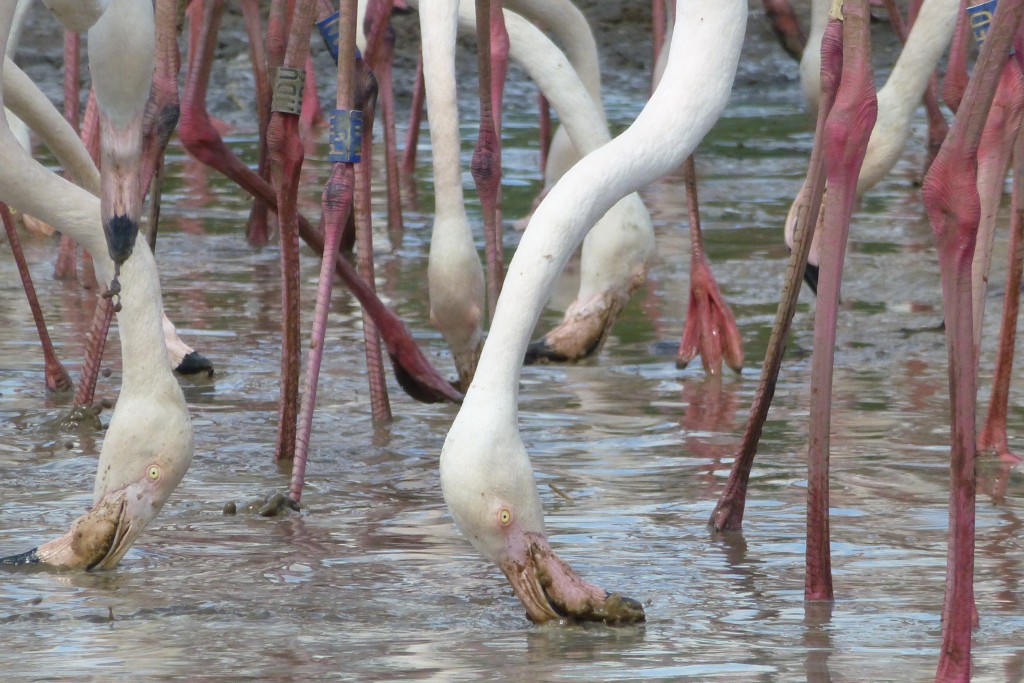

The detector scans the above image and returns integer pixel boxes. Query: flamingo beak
[0,477,162,572]
[99,111,143,268]
[498,528,645,626]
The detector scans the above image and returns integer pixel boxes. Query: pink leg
[805,0,877,601]
[73,297,114,410]
[241,0,272,247]
[290,0,360,503]
[63,31,80,133]
[1,204,73,393]
[676,155,743,375]
[177,1,458,406]
[979,129,1024,464]
[709,11,844,533]
[268,0,319,465]
[354,60,392,423]
[362,0,402,239]
[537,92,551,178]
[299,53,324,134]
[942,0,971,114]
[761,0,806,61]
[472,0,508,320]
[55,34,82,282]
[140,0,184,246]
[400,50,424,207]
[922,2,1024,679]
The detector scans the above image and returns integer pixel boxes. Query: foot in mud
[223,492,300,517]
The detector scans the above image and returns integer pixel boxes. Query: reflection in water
[2,8,1024,681]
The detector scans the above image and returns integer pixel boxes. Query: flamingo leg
[0,203,73,393]
[979,127,1024,464]
[54,30,82,281]
[363,0,404,240]
[761,0,807,61]
[399,50,424,207]
[290,0,360,504]
[472,0,507,319]
[805,0,877,602]
[675,155,743,375]
[177,3,457,405]
[971,63,1024,364]
[921,2,1024,678]
[353,59,392,422]
[708,11,843,533]
[942,0,971,114]
[267,0,318,465]
[240,0,273,247]
[140,0,184,249]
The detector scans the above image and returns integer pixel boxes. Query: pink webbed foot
[676,256,743,375]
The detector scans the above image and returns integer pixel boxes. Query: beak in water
[0,488,141,571]
[499,528,645,626]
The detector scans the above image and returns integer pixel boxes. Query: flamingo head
[440,410,645,625]
[2,396,193,572]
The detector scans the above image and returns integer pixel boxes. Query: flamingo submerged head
[440,405,644,625]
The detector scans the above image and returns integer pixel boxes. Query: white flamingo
[0,0,192,570]
[439,0,745,622]
[786,0,958,275]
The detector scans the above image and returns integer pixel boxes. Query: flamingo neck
[877,0,958,118]
[504,0,605,119]
[467,0,745,402]
[419,0,471,228]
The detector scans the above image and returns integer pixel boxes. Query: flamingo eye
[498,507,512,527]
[148,465,161,481]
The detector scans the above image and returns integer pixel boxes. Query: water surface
[2,7,1024,681]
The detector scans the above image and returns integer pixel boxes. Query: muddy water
[3,8,1024,683]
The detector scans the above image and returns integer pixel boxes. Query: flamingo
[0,0,193,569]
[417,0,486,392]
[785,0,958,283]
[439,0,744,623]
[921,0,1024,675]
[3,45,213,378]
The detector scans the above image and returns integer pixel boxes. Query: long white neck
[466,0,745,404]
[455,6,607,154]
[799,0,833,114]
[419,1,470,230]
[504,0,605,122]
[0,2,176,399]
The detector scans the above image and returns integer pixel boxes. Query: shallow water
[3,7,1024,682]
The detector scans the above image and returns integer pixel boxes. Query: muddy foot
[223,492,300,517]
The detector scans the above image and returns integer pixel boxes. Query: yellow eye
[498,508,512,527]
[148,466,160,481]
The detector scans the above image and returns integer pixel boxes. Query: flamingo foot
[676,258,743,374]
[223,492,300,517]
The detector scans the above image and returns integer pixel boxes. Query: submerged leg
[709,10,844,533]
[0,203,73,393]
[921,2,1024,678]
[979,128,1024,464]
[804,0,877,601]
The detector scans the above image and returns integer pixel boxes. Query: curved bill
[1,482,150,572]
[499,529,645,626]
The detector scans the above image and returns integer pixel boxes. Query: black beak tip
[803,262,820,296]
[104,214,139,265]
[175,351,215,378]
[0,548,40,567]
